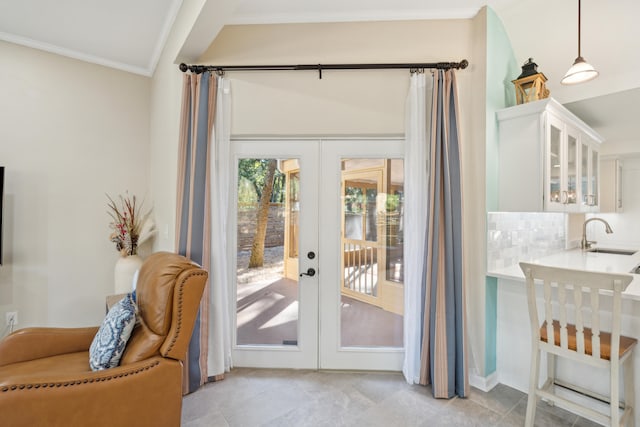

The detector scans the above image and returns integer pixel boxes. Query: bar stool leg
[546,352,556,407]
[525,347,541,427]
[612,357,621,426]
[623,355,635,427]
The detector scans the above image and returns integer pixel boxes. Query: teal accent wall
[484,7,519,376]
[486,7,520,212]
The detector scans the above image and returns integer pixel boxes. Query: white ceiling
[229,0,518,24]
[0,0,637,145]
[0,0,182,76]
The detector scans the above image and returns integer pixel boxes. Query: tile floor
[181,368,600,426]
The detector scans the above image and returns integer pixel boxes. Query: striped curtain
[176,71,217,394]
[419,69,469,398]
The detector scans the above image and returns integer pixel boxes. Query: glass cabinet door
[546,115,591,213]
[548,122,562,206]
[566,131,578,207]
[581,141,589,207]
[546,113,566,211]
[580,138,599,210]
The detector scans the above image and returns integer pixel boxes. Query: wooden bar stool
[520,262,636,426]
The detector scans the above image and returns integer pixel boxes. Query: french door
[231,138,404,371]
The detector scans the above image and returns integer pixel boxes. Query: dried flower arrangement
[107,193,154,256]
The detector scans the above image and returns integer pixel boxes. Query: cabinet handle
[561,191,568,204]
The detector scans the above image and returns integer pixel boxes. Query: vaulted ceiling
[0,0,181,76]
[0,0,637,145]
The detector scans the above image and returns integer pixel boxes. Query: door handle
[299,268,316,277]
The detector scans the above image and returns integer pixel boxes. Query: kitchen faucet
[581,217,613,250]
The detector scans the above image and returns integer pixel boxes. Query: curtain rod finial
[460,59,469,69]
[179,63,188,72]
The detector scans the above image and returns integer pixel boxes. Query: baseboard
[469,371,499,392]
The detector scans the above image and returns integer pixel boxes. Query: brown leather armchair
[0,252,207,427]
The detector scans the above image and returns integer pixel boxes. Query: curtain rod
[178,59,468,79]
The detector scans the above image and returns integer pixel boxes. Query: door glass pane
[288,171,299,258]
[236,158,299,346]
[365,188,378,241]
[566,134,577,205]
[386,159,404,283]
[549,125,561,203]
[344,185,364,240]
[340,158,404,348]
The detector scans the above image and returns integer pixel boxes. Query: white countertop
[487,247,640,300]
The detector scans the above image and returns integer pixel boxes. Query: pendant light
[561,0,598,85]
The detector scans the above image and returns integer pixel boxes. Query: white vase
[114,254,143,294]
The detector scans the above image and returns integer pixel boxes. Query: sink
[587,248,638,255]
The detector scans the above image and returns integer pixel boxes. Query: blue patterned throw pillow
[89,293,137,371]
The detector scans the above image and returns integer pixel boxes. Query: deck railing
[342,240,378,297]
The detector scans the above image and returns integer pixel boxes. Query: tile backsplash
[487,212,566,271]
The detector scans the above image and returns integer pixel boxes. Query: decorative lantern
[512,58,550,104]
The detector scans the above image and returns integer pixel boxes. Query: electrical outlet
[5,311,17,326]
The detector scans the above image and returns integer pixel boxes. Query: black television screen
[0,166,3,265]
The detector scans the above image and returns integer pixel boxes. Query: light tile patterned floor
[181,368,601,426]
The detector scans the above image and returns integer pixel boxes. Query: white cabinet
[600,158,623,212]
[546,114,581,211]
[580,135,601,212]
[497,98,604,212]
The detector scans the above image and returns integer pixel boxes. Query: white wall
[601,140,640,158]
[0,3,493,381]
[149,0,234,255]
[589,157,640,248]
[196,19,488,375]
[199,20,474,135]
[495,0,640,104]
[0,41,150,328]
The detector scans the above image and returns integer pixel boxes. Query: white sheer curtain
[208,77,233,377]
[403,71,432,384]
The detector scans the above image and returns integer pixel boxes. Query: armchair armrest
[0,327,98,367]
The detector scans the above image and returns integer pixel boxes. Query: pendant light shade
[561,0,598,85]
[561,56,599,85]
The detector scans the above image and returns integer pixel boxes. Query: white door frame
[319,138,404,371]
[231,139,319,369]
[230,137,404,371]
